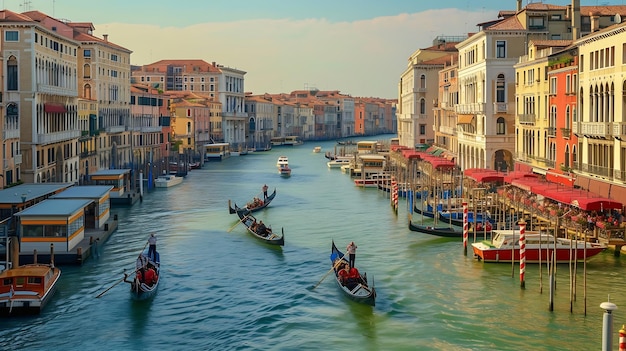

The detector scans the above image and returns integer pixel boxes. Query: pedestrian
[262,184,269,200]
[346,241,357,268]
[148,233,157,261]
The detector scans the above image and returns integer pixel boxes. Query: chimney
[591,14,600,33]
[571,0,580,39]
[103,34,108,42]
[517,0,522,12]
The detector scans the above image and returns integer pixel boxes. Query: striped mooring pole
[519,220,526,289]
[462,202,468,255]
[619,325,626,351]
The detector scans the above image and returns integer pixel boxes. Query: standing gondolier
[346,241,357,268]
[148,233,157,261]
[262,184,269,200]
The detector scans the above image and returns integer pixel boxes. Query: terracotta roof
[0,9,34,22]
[580,5,626,16]
[140,60,222,74]
[485,15,524,31]
[525,3,566,11]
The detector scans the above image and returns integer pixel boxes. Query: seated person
[485,222,492,231]
[256,221,268,236]
[348,266,360,281]
[144,267,156,286]
[338,264,350,284]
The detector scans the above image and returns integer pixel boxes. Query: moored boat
[330,241,375,306]
[313,146,322,153]
[327,158,351,169]
[471,230,606,263]
[229,204,284,246]
[438,211,493,227]
[0,263,61,315]
[354,173,390,188]
[154,174,184,188]
[408,220,464,238]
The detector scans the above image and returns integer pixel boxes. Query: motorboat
[471,230,606,263]
[327,158,351,169]
[154,174,183,188]
[276,156,289,168]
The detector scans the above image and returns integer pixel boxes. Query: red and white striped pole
[463,202,468,255]
[620,325,626,351]
[393,178,398,213]
[519,220,526,289]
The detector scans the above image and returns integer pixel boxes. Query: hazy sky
[4,0,625,98]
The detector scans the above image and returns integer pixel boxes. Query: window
[529,17,544,28]
[496,74,505,102]
[419,124,426,135]
[111,54,118,62]
[420,98,426,114]
[84,49,91,58]
[420,75,426,89]
[550,77,557,95]
[496,117,505,134]
[5,31,18,41]
[7,56,17,91]
[496,41,506,58]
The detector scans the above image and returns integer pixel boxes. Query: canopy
[571,197,623,211]
[504,171,538,183]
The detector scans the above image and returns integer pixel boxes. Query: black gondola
[229,203,284,246]
[228,188,276,214]
[408,219,464,238]
[330,241,376,306]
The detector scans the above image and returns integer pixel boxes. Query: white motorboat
[276,156,289,168]
[154,174,183,188]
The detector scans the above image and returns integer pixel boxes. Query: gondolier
[148,233,157,261]
[347,241,357,268]
[263,184,269,200]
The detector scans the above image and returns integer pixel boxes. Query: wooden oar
[95,239,150,298]
[312,253,346,289]
[228,214,249,232]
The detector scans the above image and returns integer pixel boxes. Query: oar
[312,253,346,290]
[95,239,150,298]
[228,214,249,232]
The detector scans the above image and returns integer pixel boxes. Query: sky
[4,0,626,98]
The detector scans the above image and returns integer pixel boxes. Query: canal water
[2,136,626,351]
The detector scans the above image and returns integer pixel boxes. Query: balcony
[105,125,126,134]
[561,128,571,138]
[612,122,626,139]
[582,163,612,178]
[547,127,556,137]
[3,128,19,140]
[14,153,22,165]
[493,102,512,114]
[579,122,612,138]
[439,126,457,135]
[518,114,536,124]
[37,130,81,144]
[454,103,485,115]
[415,87,427,93]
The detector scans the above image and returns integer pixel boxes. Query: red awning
[504,171,538,183]
[571,198,623,211]
[44,102,67,114]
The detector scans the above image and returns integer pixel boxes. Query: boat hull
[229,189,277,214]
[408,221,463,238]
[472,244,605,263]
[154,175,183,188]
[130,251,160,300]
[230,204,285,246]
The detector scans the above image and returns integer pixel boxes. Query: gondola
[228,188,276,214]
[438,211,493,228]
[330,241,376,306]
[124,250,160,300]
[413,204,435,218]
[229,204,284,246]
[408,220,464,238]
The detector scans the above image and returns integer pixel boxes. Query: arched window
[572,145,578,168]
[496,74,505,103]
[420,98,426,114]
[565,145,571,168]
[7,56,18,91]
[84,84,92,100]
[496,117,505,134]
[566,105,571,129]
[420,74,426,89]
